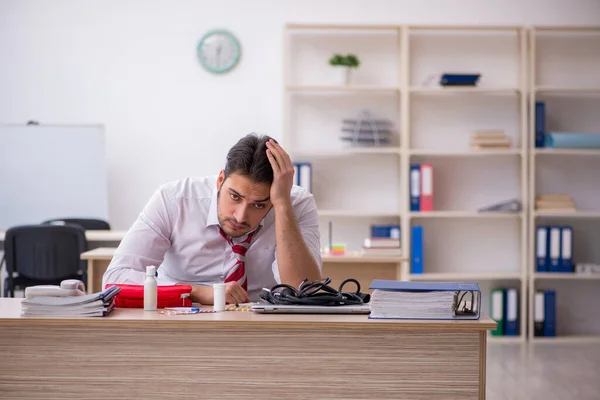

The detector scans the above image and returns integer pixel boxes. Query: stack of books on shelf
[536,225,573,273]
[21,286,121,317]
[368,280,481,320]
[535,194,576,212]
[362,224,401,256]
[534,290,556,337]
[489,288,519,336]
[469,130,511,150]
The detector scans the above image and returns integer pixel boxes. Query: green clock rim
[196,29,241,74]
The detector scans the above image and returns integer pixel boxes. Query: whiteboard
[0,124,109,230]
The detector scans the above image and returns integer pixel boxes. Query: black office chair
[42,218,111,230]
[3,224,88,297]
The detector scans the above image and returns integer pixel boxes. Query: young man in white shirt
[102,134,322,304]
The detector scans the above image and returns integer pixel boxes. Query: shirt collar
[205,186,268,229]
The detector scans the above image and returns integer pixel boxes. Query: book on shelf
[368,280,481,320]
[545,132,600,149]
[21,285,121,317]
[469,130,511,150]
[535,194,576,212]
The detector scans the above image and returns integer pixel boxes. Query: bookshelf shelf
[409,272,523,281]
[409,149,522,157]
[322,253,405,264]
[534,211,600,218]
[410,87,520,95]
[293,147,401,157]
[410,211,523,219]
[286,85,399,93]
[533,148,600,156]
[317,209,400,218]
[533,273,600,280]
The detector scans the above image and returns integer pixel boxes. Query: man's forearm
[274,202,321,286]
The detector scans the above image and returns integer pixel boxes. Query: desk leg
[86,260,111,294]
[479,330,487,400]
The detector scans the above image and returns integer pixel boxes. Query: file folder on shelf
[560,226,573,273]
[549,226,561,272]
[543,290,556,337]
[490,289,505,336]
[410,164,421,211]
[534,291,545,337]
[411,225,423,274]
[368,280,481,320]
[420,164,433,212]
[536,226,548,272]
[504,288,519,336]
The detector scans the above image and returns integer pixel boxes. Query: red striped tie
[218,227,258,291]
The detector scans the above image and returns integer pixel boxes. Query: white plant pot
[335,66,351,85]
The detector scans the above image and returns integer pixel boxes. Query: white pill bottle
[144,265,158,311]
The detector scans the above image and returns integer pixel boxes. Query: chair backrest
[42,218,111,230]
[4,224,88,281]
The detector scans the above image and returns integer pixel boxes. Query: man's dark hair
[224,133,275,184]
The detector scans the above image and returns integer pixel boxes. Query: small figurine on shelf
[329,53,360,85]
[340,110,395,147]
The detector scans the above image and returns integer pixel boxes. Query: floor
[486,343,600,399]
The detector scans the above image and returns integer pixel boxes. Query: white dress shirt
[102,175,322,301]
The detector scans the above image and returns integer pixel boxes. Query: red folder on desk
[106,284,193,308]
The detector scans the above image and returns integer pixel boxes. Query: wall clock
[196,29,241,74]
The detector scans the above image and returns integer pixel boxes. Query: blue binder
[503,288,519,336]
[548,226,562,273]
[536,226,548,272]
[411,225,423,274]
[543,290,556,336]
[535,101,545,148]
[560,226,573,273]
[410,164,421,211]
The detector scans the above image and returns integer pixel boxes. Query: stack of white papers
[370,290,459,320]
[21,286,121,317]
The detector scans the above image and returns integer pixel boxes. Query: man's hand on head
[265,139,294,209]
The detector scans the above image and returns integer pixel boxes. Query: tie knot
[231,244,248,256]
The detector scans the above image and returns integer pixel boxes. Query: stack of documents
[368,280,481,320]
[470,131,511,150]
[21,286,121,317]
[535,194,575,212]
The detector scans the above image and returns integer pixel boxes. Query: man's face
[216,170,272,238]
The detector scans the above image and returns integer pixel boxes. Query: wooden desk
[0,298,496,399]
[0,229,126,242]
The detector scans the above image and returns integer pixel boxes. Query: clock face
[197,30,241,74]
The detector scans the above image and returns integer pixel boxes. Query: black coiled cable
[260,277,370,306]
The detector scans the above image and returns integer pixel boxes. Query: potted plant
[329,53,360,85]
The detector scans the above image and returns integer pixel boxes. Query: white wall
[1,0,599,230]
